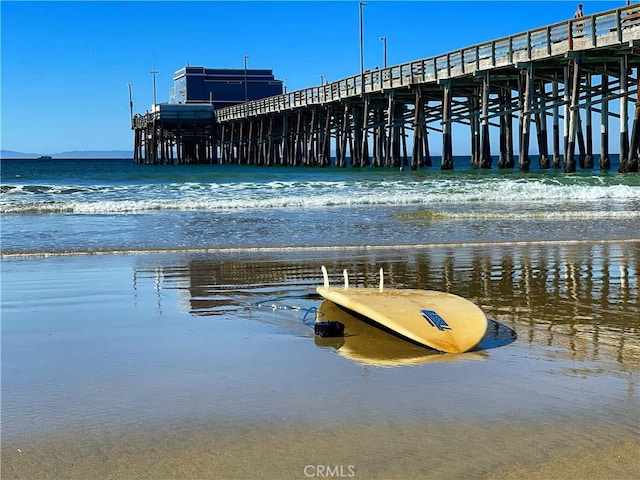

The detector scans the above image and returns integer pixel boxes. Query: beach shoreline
[2,236,640,259]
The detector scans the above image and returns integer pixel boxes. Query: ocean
[1,157,639,479]
[1,157,639,254]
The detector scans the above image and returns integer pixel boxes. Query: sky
[0,0,631,154]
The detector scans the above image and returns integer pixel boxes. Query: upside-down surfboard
[316,266,488,354]
[315,299,485,366]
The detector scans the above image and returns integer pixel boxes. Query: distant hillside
[1,150,40,159]
[1,150,134,159]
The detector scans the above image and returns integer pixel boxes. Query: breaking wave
[2,177,639,215]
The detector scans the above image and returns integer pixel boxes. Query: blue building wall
[170,66,283,109]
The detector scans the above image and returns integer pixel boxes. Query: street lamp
[379,36,387,68]
[150,70,157,106]
[244,55,250,102]
[127,83,134,120]
[359,2,367,94]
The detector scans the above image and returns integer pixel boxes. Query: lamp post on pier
[359,2,367,95]
[244,55,250,102]
[379,36,387,68]
[150,70,157,106]
[127,83,134,121]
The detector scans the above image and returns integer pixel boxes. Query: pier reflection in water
[133,241,639,367]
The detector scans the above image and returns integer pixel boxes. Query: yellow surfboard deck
[316,267,487,354]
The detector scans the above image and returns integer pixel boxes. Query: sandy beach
[2,241,638,479]
[2,422,638,479]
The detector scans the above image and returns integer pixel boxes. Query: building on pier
[169,66,284,109]
[132,65,284,164]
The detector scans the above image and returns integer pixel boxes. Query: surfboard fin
[321,265,329,288]
[321,266,384,292]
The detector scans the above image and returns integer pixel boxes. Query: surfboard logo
[421,310,452,331]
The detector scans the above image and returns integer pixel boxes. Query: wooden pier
[133,4,640,173]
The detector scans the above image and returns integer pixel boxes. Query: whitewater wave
[2,199,639,219]
[1,177,639,214]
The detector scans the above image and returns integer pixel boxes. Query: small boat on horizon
[37,155,52,159]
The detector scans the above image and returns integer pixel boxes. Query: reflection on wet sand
[313,300,513,367]
[134,240,639,366]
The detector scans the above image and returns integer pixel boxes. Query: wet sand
[2,241,639,479]
[3,422,638,479]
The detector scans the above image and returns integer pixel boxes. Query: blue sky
[1,0,629,154]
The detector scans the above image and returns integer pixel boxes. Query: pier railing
[215,4,640,122]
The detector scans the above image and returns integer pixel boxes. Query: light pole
[150,70,157,106]
[127,83,134,120]
[244,55,250,102]
[320,74,326,85]
[379,36,387,68]
[359,2,367,94]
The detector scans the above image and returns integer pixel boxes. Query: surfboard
[316,266,488,354]
[315,300,485,366]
